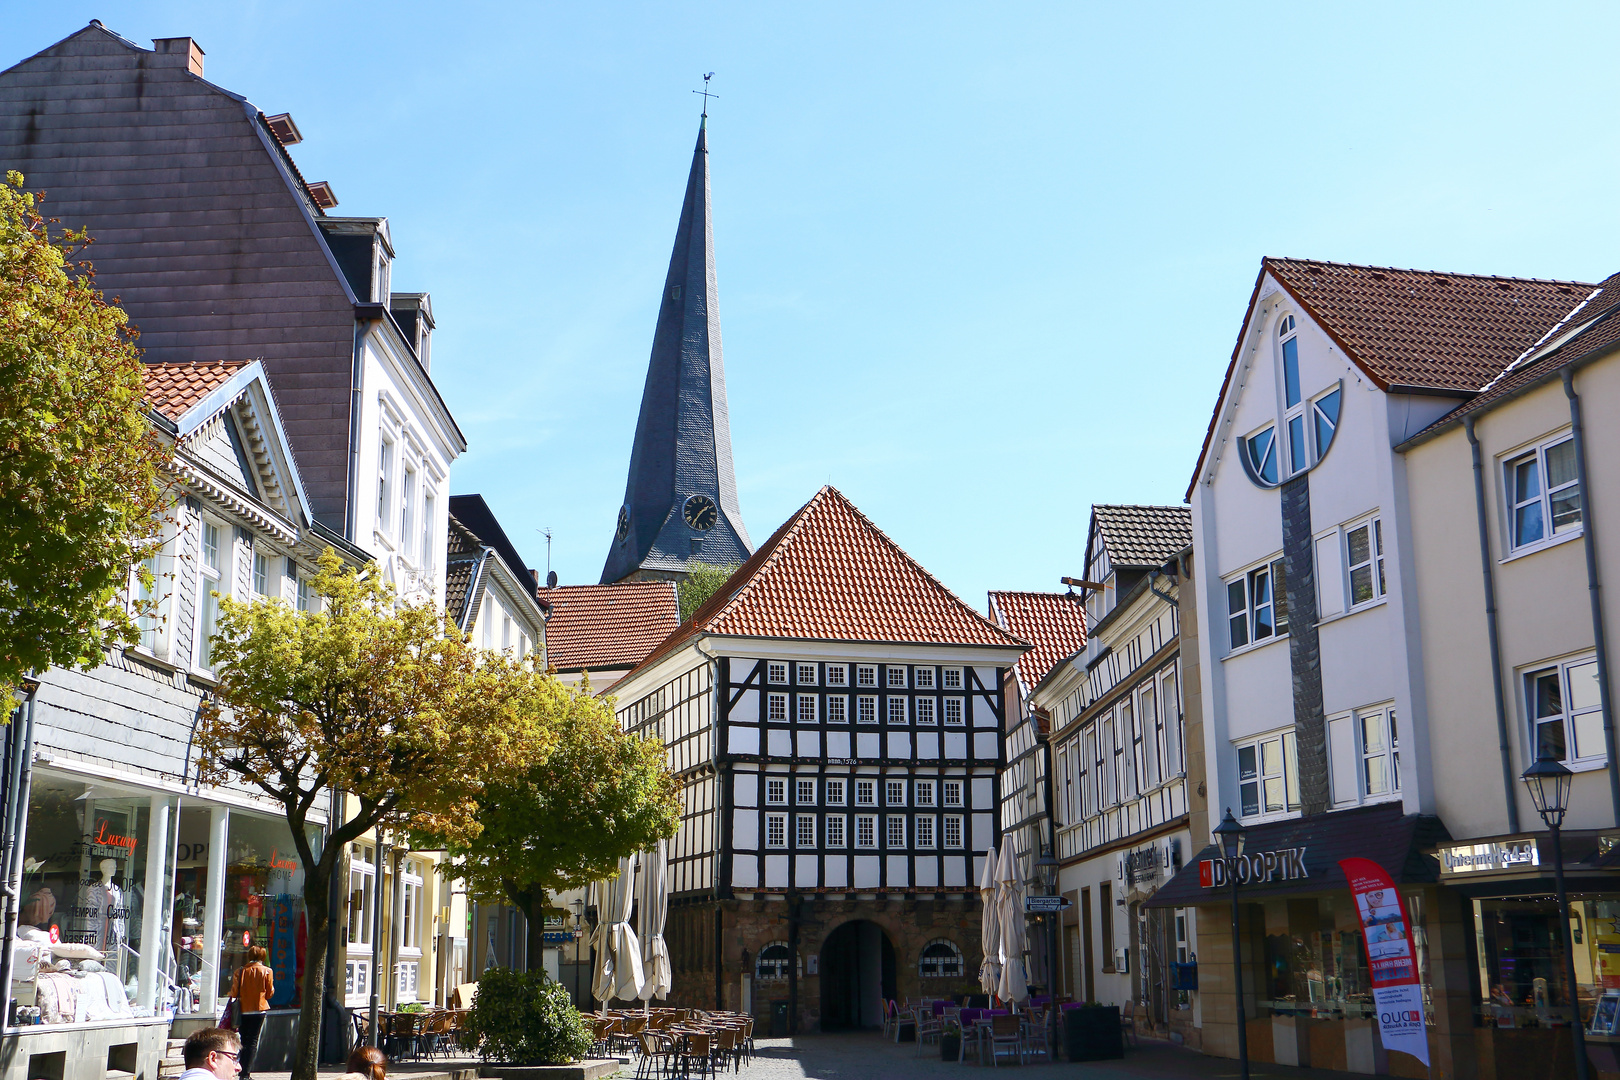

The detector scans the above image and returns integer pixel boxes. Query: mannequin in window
[92,858,128,956]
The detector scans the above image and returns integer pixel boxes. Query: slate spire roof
[625,486,1026,681]
[601,117,751,583]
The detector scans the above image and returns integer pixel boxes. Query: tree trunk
[527,894,548,977]
[291,871,332,1080]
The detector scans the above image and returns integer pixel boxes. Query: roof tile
[1092,504,1192,569]
[540,581,680,672]
[142,359,248,420]
[988,591,1086,695]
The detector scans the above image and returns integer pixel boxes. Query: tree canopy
[415,678,680,960]
[0,172,168,708]
[678,559,741,622]
[195,550,553,1080]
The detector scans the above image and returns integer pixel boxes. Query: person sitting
[179,1028,241,1080]
[345,1045,388,1080]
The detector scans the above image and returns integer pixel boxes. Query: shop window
[1507,435,1581,551]
[755,941,798,981]
[216,811,320,1008]
[1526,654,1604,765]
[919,938,964,978]
[1478,896,1587,1027]
[1236,730,1301,819]
[1226,558,1288,651]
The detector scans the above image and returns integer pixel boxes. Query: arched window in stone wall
[755,941,799,981]
[919,938,964,978]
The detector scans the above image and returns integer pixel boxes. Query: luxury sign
[1198,846,1309,887]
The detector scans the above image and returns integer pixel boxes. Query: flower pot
[941,1033,961,1061]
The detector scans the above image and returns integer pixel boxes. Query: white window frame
[826,815,846,848]
[855,815,877,849]
[1236,729,1301,821]
[296,569,313,613]
[886,779,906,806]
[421,490,436,567]
[399,859,425,977]
[195,517,225,673]
[915,667,935,689]
[857,695,878,724]
[943,667,963,690]
[855,779,875,806]
[796,778,816,805]
[915,815,936,849]
[767,662,788,684]
[887,697,907,725]
[856,665,877,688]
[827,664,848,687]
[796,814,816,848]
[916,698,937,725]
[886,815,906,848]
[825,778,846,806]
[915,779,936,807]
[1279,314,1309,476]
[1344,516,1386,608]
[1525,653,1605,767]
[1225,556,1288,652]
[827,696,848,724]
[1505,434,1582,553]
[1358,705,1400,798]
[796,694,817,723]
[130,521,177,659]
[797,663,817,685]
[943,780,963,808]
[943,815,964,848]
[765,813,787,849]
[944,698,965,726]
[376,434,395,536]
[887,666,907,688]
[766,777,787,805]
[400,463,416,548]
[767,693,788,723]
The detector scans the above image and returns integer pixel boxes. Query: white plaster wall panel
[736,689,759,723]
[1317,610,1398,718]
[917,733,940,758]
[1220,640,1292,742]
[858,733,880,758]
[796,855,818,885]
[826,732,850,758]
[945,733,967,758]
[730,725,759,755]
[732,860,758,888]
[887,733,910,758]
[971,813,993,852]
[768,730,792,758]
[886,856,909,886]
[1327,714,1358,808]
[971,777,994,808]
[797,731,821,758]
[974,668,998,697]
[1315,533,1346,618]
[734,773,758,807]
[853,856,881,888]
[915,859,939,887]
[944,856,967,888]
[973,695,996,727]
[765,856,788,888]
[973,733,998,761]
[825,859,848,888]
[732,811,758,850]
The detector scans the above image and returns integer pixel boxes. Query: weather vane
[693,72,718,117]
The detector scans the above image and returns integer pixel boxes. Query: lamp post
[1036,848,1060,1057]
[570,898,584,1010]
[1214,809,1249,1080]
[1523,745,1590,1080]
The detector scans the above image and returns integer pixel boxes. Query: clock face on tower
[683,494,718,531]
[616,506,630,541]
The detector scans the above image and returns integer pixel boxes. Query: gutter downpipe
[1563,368,1620,824]
[1466,417,1520,834]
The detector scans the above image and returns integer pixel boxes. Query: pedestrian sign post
[1025,896,1071,913]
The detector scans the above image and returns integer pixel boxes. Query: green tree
[0,172,168,709]
[416,683,681,964]
[195,550,552,1080]
[678,560,741,622]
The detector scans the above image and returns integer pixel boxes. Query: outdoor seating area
[348,1007,471,1061]
[896,996,1063,1066]
[586,1007,755,1077]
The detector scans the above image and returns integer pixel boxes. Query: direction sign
[1025,896,1071,913]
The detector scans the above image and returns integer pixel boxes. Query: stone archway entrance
[819,920,896,1031]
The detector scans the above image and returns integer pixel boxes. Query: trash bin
[771,999,790,1036]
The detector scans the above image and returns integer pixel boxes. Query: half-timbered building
[607,486,1026,1032]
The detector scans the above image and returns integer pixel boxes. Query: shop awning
[1146,802,1450,907]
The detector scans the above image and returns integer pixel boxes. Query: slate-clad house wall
[609,487,1025,1032]
[0,23,464,600]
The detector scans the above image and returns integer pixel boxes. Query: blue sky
[10,3,1620,608]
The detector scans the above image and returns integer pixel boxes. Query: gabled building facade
[607,487,1024,1032]
[601,117,751,583]
[1034,505,1202,1038]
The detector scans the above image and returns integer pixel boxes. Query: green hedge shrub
[462,968,594,1065]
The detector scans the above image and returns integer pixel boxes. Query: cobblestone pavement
[735,1033,1380,1080]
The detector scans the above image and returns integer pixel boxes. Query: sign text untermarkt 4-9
[1198,846,1309,887]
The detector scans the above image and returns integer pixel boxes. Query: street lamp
[1035,848,1060,1057]
[576,900,589,1010]
[1213,809,1249,1080]
[1523,745,1590,1080]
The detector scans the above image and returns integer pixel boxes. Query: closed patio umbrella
[996,837,1029,1005]
[591,854,644,1006]
[978,848,1002,997]
[638,840,671,1001]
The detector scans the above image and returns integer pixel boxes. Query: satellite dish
[546,571,558,589]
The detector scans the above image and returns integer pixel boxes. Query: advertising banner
[1340,857,1428,1066]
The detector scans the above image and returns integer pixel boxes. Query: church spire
[601,114,752,583]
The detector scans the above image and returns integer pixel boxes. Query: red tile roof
[1187,258,1596,499]
[626,486,1027,681]
[142,360,249,421]
[988,591,1086,696]
[540,581,680,672]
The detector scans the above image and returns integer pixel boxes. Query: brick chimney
[151,38,204,78]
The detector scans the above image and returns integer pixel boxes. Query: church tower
[601,116,752,583]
